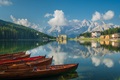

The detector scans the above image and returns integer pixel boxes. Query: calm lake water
[0,40,120,80]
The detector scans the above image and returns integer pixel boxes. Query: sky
[0,0,120,30]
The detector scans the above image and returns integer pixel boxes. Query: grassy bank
[73,38,100,41]
[73,37,120,42]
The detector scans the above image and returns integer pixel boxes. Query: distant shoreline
[73,38,120,42]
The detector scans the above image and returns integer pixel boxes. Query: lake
[0,40,120,80]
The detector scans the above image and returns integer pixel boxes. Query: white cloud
[91,57,101,66]
[44,13,52,18]
[10,15,43,32]
[48,10,68,32]
[10,15,31,27]
[92,11,101,21]
[0,0,12,6]
[91,10,114,21]
[103,58,114,68]
[31,23,38,29]
[72,19,80,23]
[10,15,16,22]
[103,10,114,20]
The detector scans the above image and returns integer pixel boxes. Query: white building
[91,31,101,38]
[58,35,67,40]
[112,33,120,39]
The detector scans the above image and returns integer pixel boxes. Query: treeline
[79,27,120,37]
[0,20,54,40]
[79,32,91,37]
[101,27,120,35]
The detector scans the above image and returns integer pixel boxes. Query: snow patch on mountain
[43,19,119,37]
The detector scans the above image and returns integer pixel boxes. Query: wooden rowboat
[0,54,30,61]
[0,55,46,65]
[0,52,26,60]
[0,52,26,58]
[0,63,78,79]
[0,57,52,70]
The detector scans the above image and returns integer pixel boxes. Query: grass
[74,37,100,41]
[73,37,120,42]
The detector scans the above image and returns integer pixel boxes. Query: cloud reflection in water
[91,56,114,68]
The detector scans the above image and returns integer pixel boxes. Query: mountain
[0,20,54,40]
[43,20,120,38]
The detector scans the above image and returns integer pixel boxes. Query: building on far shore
[56,34,67,44]
[105,35,111,39]
[91,31,101,38]
[57,35,67,40]
[58,39,67,44]
[100,35,105,39]
[112,33,120,39]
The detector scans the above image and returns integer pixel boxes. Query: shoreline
[73,38,120,42]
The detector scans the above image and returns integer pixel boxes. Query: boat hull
[0,52,26,60]
[0,57,52,70]
[0,56,45,65]
[0,63,78,79]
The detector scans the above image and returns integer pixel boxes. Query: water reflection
[23,71,78,80]
[1,40,120,80]
[91,41,100,48]
[111,41,120,47]
[29,40,120,66]
[0,40,50,54]
[91,56,101,66]
[103,58,114,68]
[91,56,114,68]
[48,46,67,65]
[27,40,120,80]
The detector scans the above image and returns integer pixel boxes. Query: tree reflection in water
[13,40,120,80]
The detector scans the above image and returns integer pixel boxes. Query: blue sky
[0,0,120,27]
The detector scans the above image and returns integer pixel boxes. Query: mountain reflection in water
[28,40,120,80]
[1,40,120,80]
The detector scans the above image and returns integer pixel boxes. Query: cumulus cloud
[44,13,52,18]
[48,10,68,32]
[91,57,101,66]
[92,11,101,21]
[10,15,43,31]
[72,19,80,23]
[103,10,114,20]
[0,0,12,6]
[103,58,114,68]
[31,23,38,29]
[92,10,114,21]
[10,15,31,27]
